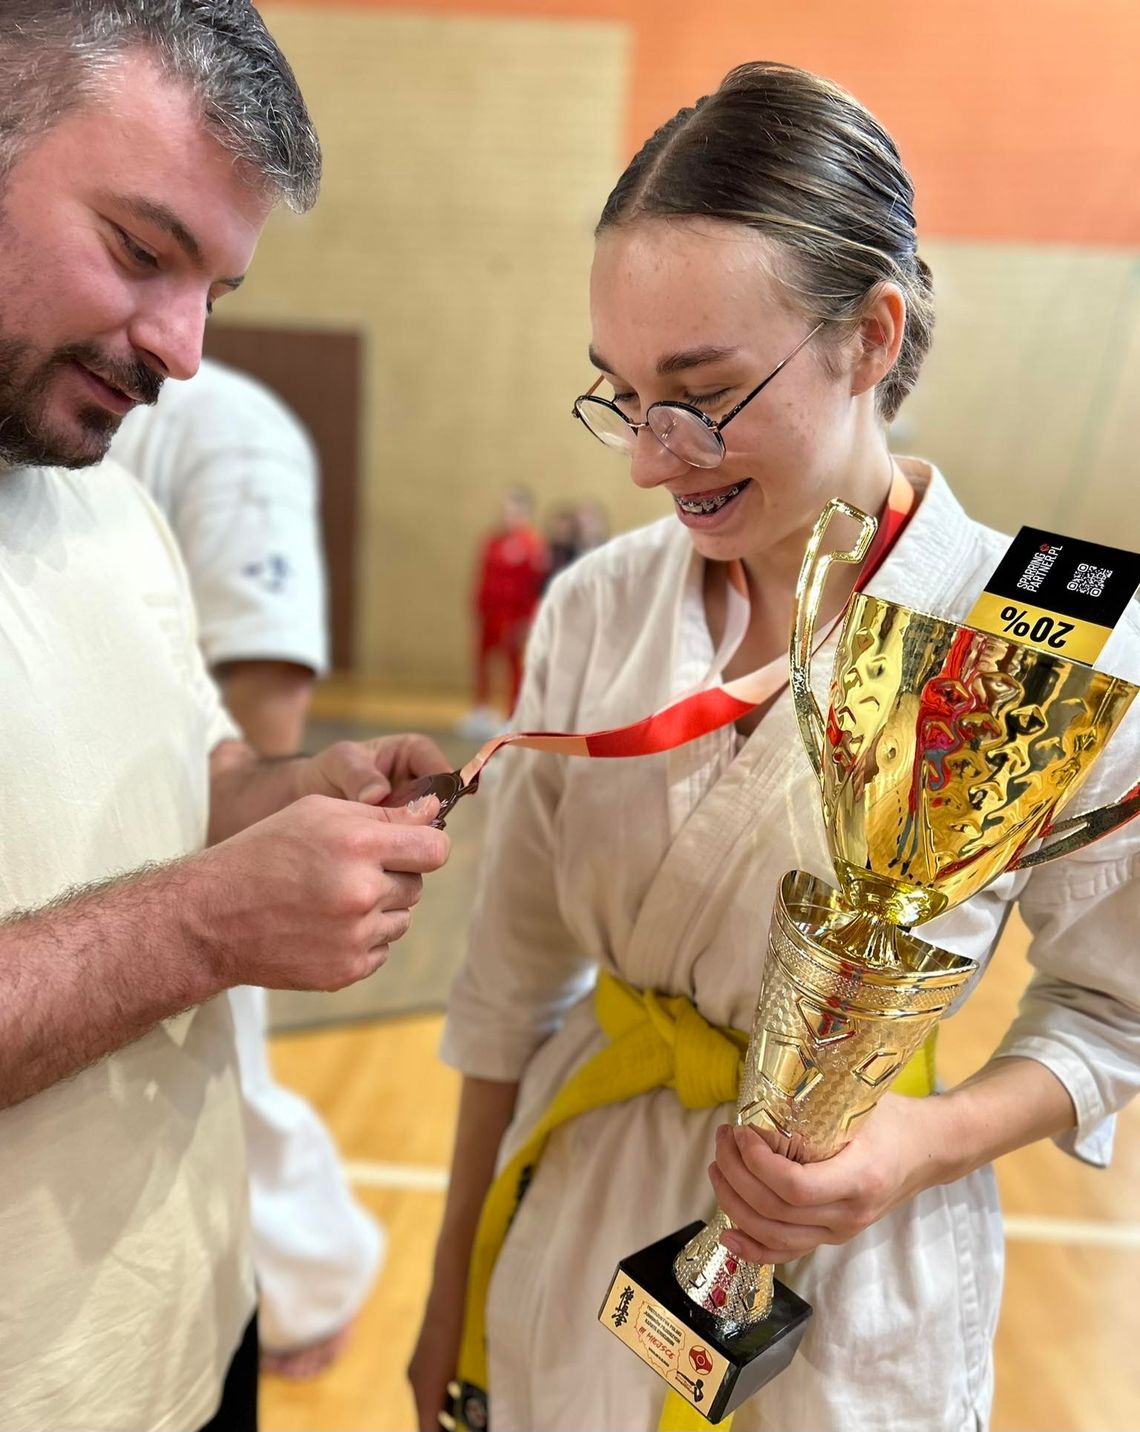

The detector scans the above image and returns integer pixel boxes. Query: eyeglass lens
[647,406,723,469]
[575,398,634,452]
[576,398,725,470]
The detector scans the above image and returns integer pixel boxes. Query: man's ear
[850,282,906,398]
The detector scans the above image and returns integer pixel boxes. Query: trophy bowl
[820,592,1138,930]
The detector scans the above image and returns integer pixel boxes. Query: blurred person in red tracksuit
[463,488,548,737]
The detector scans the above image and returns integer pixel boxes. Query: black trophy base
[599,1221,813,1424]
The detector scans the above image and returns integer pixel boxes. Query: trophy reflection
[600,498,1140,1424]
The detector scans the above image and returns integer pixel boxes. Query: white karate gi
[442,461,1140,1431]
[109,358,328,676]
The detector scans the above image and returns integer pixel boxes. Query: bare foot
[260,1321,355,1380]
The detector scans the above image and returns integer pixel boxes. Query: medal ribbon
[455,474,916,790]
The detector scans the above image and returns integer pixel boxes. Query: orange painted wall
[272,0,1140,246]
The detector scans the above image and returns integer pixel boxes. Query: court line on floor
[342,1160,1140,1247]
[1003,1214,1140,1249]
[343,1159,450,1193]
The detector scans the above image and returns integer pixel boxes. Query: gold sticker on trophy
[966,527,1140,665]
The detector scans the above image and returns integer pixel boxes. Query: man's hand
[193,793,450,992]
[297,733,450,806]
[208,732,451,845]
[0,742,454,1110]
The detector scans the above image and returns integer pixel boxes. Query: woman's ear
[850,282,906,398]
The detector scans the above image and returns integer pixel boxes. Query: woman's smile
[671,477,753,527]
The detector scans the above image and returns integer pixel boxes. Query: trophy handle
[790,499,878,780]
[1011,779,1140,869]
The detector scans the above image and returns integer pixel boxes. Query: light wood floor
[262,911,1140,1432]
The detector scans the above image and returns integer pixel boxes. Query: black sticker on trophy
[967,526,1140,664]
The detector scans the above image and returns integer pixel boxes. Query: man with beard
[0,5,449,1430]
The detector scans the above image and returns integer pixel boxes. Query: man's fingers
[348,757,392,803]
[311,734,452,805]
[356,803,451,873]
[366,794,441,825]
[360,944,391,976]
[370,907,413,949]
[389,732,451,781]
[374,871,424,914]
[363,733,451,793]
[326,907,413,990]
[311,740,395,804]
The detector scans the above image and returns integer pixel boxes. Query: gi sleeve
[440,592,597,1082]
[169,413,330,678]
[126,464,242,755]
[994,677,1140,1166]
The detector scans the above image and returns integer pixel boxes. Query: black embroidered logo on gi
[611,1284,635,1328]
[242,553,291,594]
[506,1163,533,1231]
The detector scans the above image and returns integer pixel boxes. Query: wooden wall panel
[898,244,1140,549]
[271,0,1140,246]
[232,6,1138,689]
[227,7,636,685]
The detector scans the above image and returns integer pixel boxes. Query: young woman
[409,63,1140,1431]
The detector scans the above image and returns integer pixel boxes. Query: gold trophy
[600,499,1140,1424]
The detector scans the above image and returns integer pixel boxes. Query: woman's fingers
[707,1159,832,1263]
[712,1225,781,1267]
[712,1124,848,1230]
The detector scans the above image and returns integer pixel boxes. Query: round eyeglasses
[571,322,824,470]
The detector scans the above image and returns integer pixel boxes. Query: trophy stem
[671,871,975,1335]
[817,907,902,970]
[672,1209,774,1333]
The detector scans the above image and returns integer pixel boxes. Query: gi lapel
[621,691,822,992]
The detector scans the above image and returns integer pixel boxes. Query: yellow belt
[455,972,936,1432]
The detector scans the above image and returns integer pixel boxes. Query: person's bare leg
[259,1322,355,1380]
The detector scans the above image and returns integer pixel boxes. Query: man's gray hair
[0,0,321,211]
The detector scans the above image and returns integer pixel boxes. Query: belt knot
[594,971,748,1110]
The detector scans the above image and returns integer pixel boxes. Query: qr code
[1067,563,1112,598]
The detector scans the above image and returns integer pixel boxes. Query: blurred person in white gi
[112,356,381,1378]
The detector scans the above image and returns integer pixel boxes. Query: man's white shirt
[0,460,252,1431]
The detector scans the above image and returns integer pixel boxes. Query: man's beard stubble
[0,331,163,470]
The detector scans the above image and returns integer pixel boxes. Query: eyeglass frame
[571,320,825,469]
